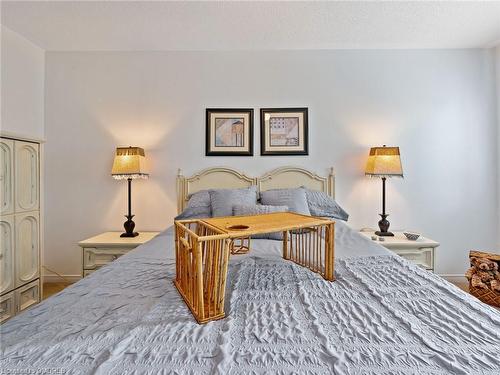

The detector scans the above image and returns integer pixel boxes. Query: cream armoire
[0,136,41,323]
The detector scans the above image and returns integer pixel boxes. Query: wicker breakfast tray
[174,212,335,323]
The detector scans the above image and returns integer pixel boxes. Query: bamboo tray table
[174,212,335,324]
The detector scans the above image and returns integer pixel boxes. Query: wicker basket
[468,250,500,307]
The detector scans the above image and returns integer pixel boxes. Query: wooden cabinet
[0,292,15,323]
[0,138,14,215]
[15,212,40,287]
[359,230,439,272]
[0,281,40,323]
[83,269,96,278]
[393,247,435,270]
[82,247,129,270]
[16,280,40,312]
[15,141,39,213]
[0,215,15,294]
[0,136,41,324]
[79,232,159,277]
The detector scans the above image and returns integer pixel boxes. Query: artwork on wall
[206,108,254,156]
[260,108,308,155]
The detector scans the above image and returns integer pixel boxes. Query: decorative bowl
[403,231,420,241]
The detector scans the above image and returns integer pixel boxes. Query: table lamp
[111,146,149,237]
[365,145,403,236]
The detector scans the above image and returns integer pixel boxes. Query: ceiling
[2,1,500,51]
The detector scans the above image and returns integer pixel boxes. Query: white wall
[44,50,498,277]
[1,26,45,139]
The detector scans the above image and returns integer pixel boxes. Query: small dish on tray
[403,231,420,241]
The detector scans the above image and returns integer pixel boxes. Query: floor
[453,281,469,293]
[42,282,73,299]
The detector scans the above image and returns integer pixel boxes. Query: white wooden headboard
[177,166,335,213]
[259,166,334,197]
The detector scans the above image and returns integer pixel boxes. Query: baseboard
[42,274,82,283]
[438,274,466,284]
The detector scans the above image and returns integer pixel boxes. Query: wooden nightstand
[78,232,160,277]
[359,230,439,272]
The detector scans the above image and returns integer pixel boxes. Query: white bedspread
[1,221,499,374]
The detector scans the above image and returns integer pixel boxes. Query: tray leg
[283,224,335,281]
[324,223,335,281]
[283,231,289,259]
[174,221,231,324]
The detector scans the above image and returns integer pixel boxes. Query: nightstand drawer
[79,232,160,278]
[83,268,98,277]
[392,247,434,270]
[359,231,439,272]
[83,248,129,269]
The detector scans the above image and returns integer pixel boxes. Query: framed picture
[260,108,308,155]
[206,108,254,156]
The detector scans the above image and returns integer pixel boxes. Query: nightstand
[78,232,160,277]
[359,230,439,272]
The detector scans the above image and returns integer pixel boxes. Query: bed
[1,166,499,374]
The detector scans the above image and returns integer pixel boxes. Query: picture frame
[260,108,308,155]
[206,108,254,156]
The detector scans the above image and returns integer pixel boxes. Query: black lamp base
[121,214,139,237]
[120,232,139,238]
[376,213,394,236]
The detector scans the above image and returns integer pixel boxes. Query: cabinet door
[15,212,40,287]
[0,215,15,294]
[15,141,39,213]
[0,138,14,215]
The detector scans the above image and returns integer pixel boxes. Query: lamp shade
[365,146,403,177]
[111,147,149,180]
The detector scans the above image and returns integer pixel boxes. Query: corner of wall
[1,25,46,140]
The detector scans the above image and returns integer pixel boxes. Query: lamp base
[120,232,139,238]
[376,213,394,237]
[121,214,139,237]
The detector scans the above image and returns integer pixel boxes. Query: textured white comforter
[1,221,499,374]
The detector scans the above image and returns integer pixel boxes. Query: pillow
[186,190,211,210]
[175,190,212,219]
[303,188,349,221]
[233,204,288,240]
[209,186,258,217]
[260,187,310,215]
[174,206,211,220]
